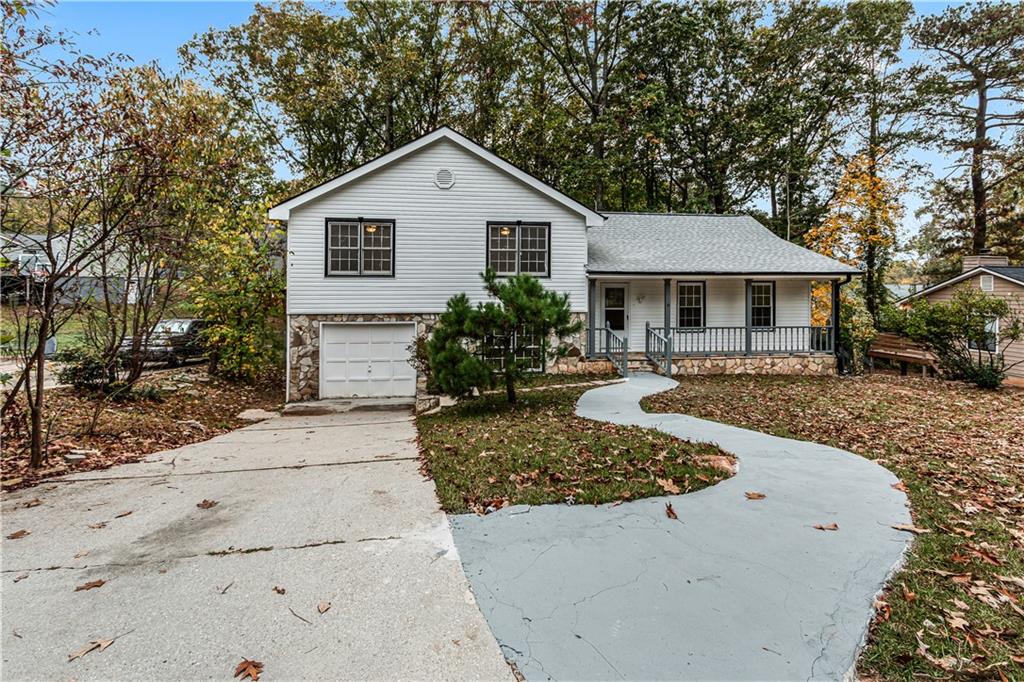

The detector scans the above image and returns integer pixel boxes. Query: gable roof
[900,265,1024,302]
[268,126,604,226]
[587,213,861,276]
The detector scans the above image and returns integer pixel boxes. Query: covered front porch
[585,276,846,376]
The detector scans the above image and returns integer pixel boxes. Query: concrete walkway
[452,373,912,681]
[2,408,511,680]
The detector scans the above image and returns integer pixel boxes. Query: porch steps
[626,353,664,375]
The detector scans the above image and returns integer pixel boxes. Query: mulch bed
[642,374,1024,681]
[2,365,283,491]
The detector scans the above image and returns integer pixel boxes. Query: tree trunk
[971,78,988,254]
[864,101,881,325]
[504,365,516,405]
[28,287,51,468]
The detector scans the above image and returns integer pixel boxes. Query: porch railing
[644,322,672,374]
[665,325,833,355]
[603,325,628,377]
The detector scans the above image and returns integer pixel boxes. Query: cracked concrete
[2,408,511,680]
[451,373,912,681]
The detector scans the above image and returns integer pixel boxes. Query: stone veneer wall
[288,313,441,402]
[668,354,835,377]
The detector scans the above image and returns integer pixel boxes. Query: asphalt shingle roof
[587,213,861,275]
[987,266,1024,285]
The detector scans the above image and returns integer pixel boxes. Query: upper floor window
[677,282,705,328]
[487,222,549,277]
[326,218,394,276]
[751,281,775,327]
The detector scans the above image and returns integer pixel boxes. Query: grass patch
[642,374,1024,680]
[417,386,732,514]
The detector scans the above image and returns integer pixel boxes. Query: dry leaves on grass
[657,478,680,494]
[1,366,282,492]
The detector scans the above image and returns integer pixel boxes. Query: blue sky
[39,1,967,253]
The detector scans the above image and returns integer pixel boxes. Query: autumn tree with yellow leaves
[806,151,904,326]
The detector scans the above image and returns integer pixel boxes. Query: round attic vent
[434,168,456,189]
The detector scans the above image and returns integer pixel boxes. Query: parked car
[119,319,207,366]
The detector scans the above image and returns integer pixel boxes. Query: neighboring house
[899,253,1024,380]
[885,282,925,301]
[271,127,860,401]
[0,231,138,305]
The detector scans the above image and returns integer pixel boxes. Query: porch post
[664,277,672,372]
[663,278,671,331]
[744,278,753,355]
[831,278,842,373]
[587,278,597,359]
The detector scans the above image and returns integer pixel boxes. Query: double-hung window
[677,282,705,328]
[487,222,549,276]
[751,282,775,327]
[325,218,394,276]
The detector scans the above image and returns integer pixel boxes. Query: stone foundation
[668,354,836,376]
[288,313,440,402]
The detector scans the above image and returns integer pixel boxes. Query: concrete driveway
[2,406,511,680]
[452,373,913,681]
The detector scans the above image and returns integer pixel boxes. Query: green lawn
[417,385,732,514]
[642,374,1024,681]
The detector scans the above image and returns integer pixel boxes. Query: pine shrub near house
[427,269,582,404]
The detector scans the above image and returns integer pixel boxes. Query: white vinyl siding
[287,138,588,314]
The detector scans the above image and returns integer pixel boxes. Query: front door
[601,284,629,349]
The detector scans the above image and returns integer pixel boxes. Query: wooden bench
[867,332,938,376]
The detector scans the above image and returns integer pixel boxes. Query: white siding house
[273,127,860,402]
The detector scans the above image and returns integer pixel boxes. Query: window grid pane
[328,222,359,273]
[489,225,518,274]
[751,283,773,327]
[519,225,548,275]
[362,223,392,274]
[678,283,703,328]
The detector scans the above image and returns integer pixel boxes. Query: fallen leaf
[23,498,42,508]
[665,502,678,520]
[873,597,891,621]
[6,529,30,540]
[317,602,331,614]
[13,574,29,582]
[114,511,132,519]
[952,598,970,610]
[68,638,115,661]
[813,522,839,531]
[234,659,263,681]
[197,499,219,509]
[272,586,285,595]
[74,550,88,559]
[87,522,107,529]
[75,579,106,592]
[891,523,930,534]
[891,481,908,492]
[745,491,766,500]
[946,614,970,631]
[902,584,916,603]
[656,478,680,495]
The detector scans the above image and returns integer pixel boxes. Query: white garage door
[320,323,417,398]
